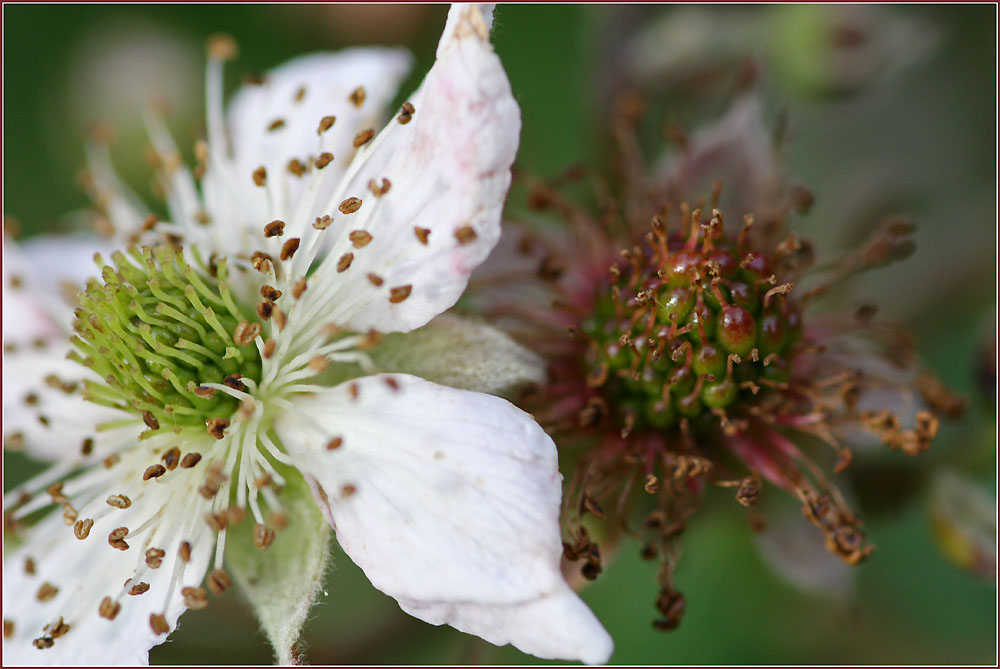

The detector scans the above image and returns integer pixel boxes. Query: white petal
[273,374,612,663]
[201,48,412,250]
[297,3,520,334]
[1,341,134,464]
[1,442,216,665]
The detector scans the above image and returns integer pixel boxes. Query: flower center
[71,245,262,435]
[580,208,802,433]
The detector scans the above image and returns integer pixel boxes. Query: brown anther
[366,273,384,287]
[267,118,286,132]
[207,33,238,60]
[50,617,70,639]
[36,582,59,602]
[205,511,227,532]
[280,237,301,261]
[353,128,375,148]
[644,474,659,494]
[339,197,362,215]
[206,417,230,440]
[25,557,36,574]
[313,215,333,230]
[336,253,354,272]
[128,581,150,596]
[317,115,336,135]
[256,300,274,321]
[368,177,391,196]
[263,220,285,238]
[263,339,277,359]
[292,278,308,299]
[181,587,208,610]
[388,285,412,303]
[272,307,286,331]
[260,285,282,301]
[99,596,121,620]
[349,229,373,248]
[108,527,129,551]
[314,152,334,169]
[74,518,94,540]
[162,447,181,470]
[145,547,166,569]
[348,86,366,108]
[397,101,415,124]
[233,320,261,345]
[180,452,202,469]
[309,355,329,371]
[735,473,761,507]
[348,382,360,400]
[193,385,216,399]
[581,493,605,518]
[326,436,343,450]
[251,251,275,274]
[32,636,54,649]
[142,411,160,430]
[207,568,230,595]
[150,613,170,635]
[287,158,306,176]
[223,374,245,391]
[143,464,166,481]
[3,619,13,639]
[266,511,289,531]
[252,166,267,187]
[47,482,67,504]
[293,85,306,101]
[454,225,477,245]
[341,484,357,498]
[61,503,78,525]
[81,437,94,456]
[253,523,276,550]
[178,541,192,562]
[413,227,431,245]
[106,494,131,509]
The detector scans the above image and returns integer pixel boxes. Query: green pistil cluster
[581,212,802,432]
[71,245,261,434]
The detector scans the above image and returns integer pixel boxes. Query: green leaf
[371,313,545,400]
[226,467,331,665]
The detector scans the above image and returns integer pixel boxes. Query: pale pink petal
[273,374,612,663]
[293,3,520,334]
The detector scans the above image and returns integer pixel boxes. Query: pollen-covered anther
[348,86,366,108]
[287,158,306,176]
[32,636,54,649]
[454,225,478,245]
[207,568,231,595]
[253,523,276,550]
[257,300,275,321]
[387,285,413,304]
[150,613,170,635]
[280,238,301,261]
[339,197,363,215]
[74,518,94,540]
[36,582,59,602]
[181,586,208,610]
[98,596,121,620]
[162,447,181,470]
[349,230,373,248]
[106,494,131,509]
[62,504,78,526]
[145,547,166,568]
[263,220,285,238]
[314,152,334,169]
[313,215,333,230]
[205,511,227,532]
[368,178,391,196]
[206,417,230,440]
[108,527,129,551]
[260,285,282,301]
[142,411,160,430]
[353,128,375,148]
[366,273,384,287]
[143,464,167,481]
[178,541,192,563]
[317,115,336,135]
[397,101,415,124]
[47,482,67,504]
[252,166,267,187]
[233,321,261,346]
[336,253,354,273]
[292,278,308,299]
[128,581,150,596]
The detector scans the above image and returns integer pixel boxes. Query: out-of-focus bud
[929,470,997,581]
[767,4,941,98]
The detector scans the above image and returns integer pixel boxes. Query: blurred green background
[3,4,995,665]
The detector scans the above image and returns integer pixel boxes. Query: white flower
[1,5,613,665]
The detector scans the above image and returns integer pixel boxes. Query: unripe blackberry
[580,208,800,433]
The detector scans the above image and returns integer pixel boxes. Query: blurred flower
[474,92,962,629]
[1,5,612,664]
[929,470,996,581]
